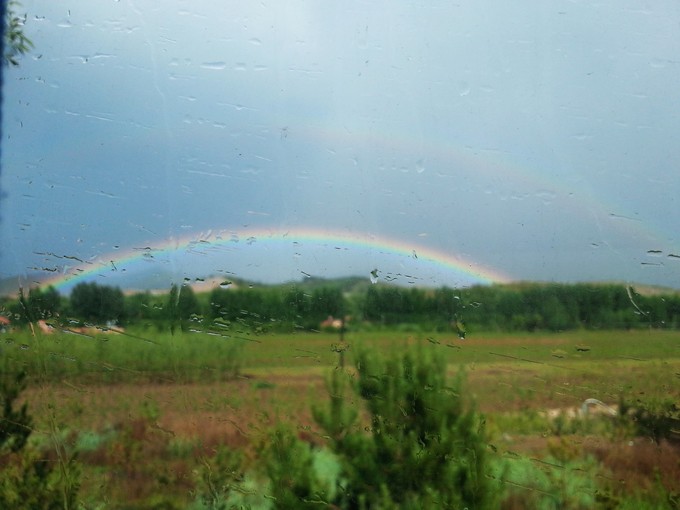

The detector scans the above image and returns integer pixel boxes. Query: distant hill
[498,280,680,297]
[267,275,370,293]
[169,275,371,296]
[0,272,48,298]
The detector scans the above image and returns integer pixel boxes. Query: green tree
[166,284,180,333]
[0,371,31,454]
[5,286,62,325]
[0,371,80,509]
[178,284,200,320]
[283,286,310,323]
[68,282,125,324]
[260,426,335,509]
[124,291,156,324]
[310,287,344,321]
[27,286,61,321]
[167,283,201,332]
[432,286,462,322]
[313,346,500,509]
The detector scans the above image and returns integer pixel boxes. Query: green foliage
[619,396,680,444]
[0,329,245,385]
[0,448,80,510]
[27,286,62,321]
[194,446,246,510]
[195,346,503,508]
[209,287,281,330]
[500,452,601,510]
[178,284,201,320]
[358,282,680,332]
[362,286,432,325]
[167,284,203,332]
[0,371,80,509]
[312,369,358,442]
[69,281,125,324]
[313,347,500,509]
[3,1,33,67]
[5,286,63,325]
[259,426,340,509]
[124,290,166,326]
[310,286,344,320]
[0,371,32,453]
[7,280,674,332]
[611,478,680,510]
[193,445,278,510]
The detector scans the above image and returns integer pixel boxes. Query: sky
[1,0,680,293]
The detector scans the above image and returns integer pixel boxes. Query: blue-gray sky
[2,1,679,291]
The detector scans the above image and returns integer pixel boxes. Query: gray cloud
[2,0,679,289]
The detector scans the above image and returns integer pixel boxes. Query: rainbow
[299,122,678,253]
[24,120,678,296]
[38,226,512,293]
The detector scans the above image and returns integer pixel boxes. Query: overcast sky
[1,0,679,292]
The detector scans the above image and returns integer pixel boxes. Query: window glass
[1,2,679,508]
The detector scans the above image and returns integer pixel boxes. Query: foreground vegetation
[1,324,679,509]
[1,278,679,508]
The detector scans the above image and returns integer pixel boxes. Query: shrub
[259,426,341,509]
[619,397,680,444]
[193,445,249,510]
[313,346,501,509]
[499,453,601,510]
[0,371,80,509]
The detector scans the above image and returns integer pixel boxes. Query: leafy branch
[4,1,33,67]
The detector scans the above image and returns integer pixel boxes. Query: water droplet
[369,269,379,284]
[200,61,227,70]
[219,281,232,289]
[415,159,425,174]
[536,190,557,204]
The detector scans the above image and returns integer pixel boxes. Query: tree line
[2,280,680,333]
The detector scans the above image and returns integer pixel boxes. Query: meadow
[2,327,679,508]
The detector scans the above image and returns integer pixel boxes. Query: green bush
[259,426,341,509]
[193,445,248,510]
[619,396,680,444]
[0,371,80,509]
[500,453,601,510]
[313,346,501,509]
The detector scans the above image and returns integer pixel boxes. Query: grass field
[3,327,680,508]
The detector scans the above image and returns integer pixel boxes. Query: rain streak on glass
[0,1,679,508]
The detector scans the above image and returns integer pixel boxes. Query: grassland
[2,327,679,508]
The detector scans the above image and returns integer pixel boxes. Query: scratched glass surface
[1,2,678,508]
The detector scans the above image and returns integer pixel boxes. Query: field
[2,327,680,508]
